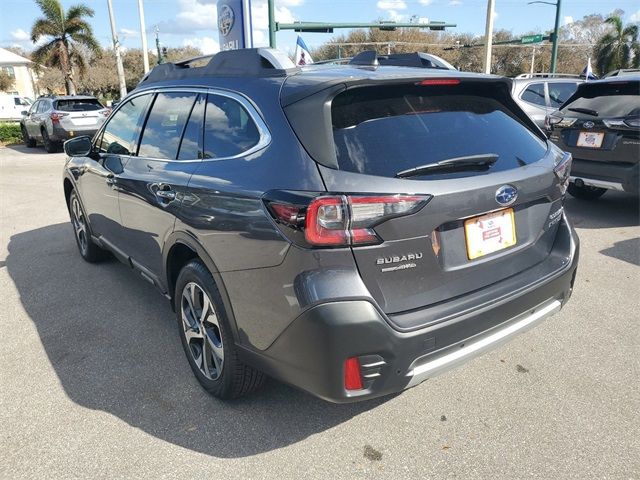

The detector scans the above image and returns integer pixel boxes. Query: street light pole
[106,0,127,99]
[482,0,495,74]
[268,0,276,48]
[138,0,149,73]
[550,0,562,73]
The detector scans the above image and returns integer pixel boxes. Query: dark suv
[62,48,579,403]
[547,76,639,200]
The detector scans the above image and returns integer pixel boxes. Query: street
[1,144,638,479]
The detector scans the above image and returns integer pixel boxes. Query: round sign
[218,4,235,37]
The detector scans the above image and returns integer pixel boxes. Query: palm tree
[594,15,640,76]
[30,0,100,95]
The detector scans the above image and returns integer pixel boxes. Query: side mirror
[64,136,93,157]
[21,110,28,116]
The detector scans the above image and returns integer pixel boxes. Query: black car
[547,76,640,200]
[62,48,579,403]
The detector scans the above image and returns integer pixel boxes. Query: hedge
[0,122,22,144]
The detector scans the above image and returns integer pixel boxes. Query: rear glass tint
[55,99,103,111]
[548,82,579,108]
[332,85,547,178]
[562,81,640,117]
[521,83,546,106]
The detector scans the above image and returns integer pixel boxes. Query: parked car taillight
[50,111,69,123]
[100,109,111,117]
[554,152,572,194]
[266,193,430,247]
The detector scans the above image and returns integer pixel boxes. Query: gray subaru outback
[62,48,579,403]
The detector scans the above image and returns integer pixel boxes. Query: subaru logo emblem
[218,4,235,37]
[495,185,518,206]
[583,121,594,129]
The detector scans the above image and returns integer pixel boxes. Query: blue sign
[217,0,253,51]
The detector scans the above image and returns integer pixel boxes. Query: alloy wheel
[181,282,224,380]
[70,195,88,254]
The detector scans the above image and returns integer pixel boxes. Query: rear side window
[548,82,578,108]
[37,101,50,113]
[138,91,198,159]
[332,85,547,178]
[98,94,152,155]
[203,94,260,159]
[521,83,546,106]
[561,81,640,117]
[55,98,103,112]
[177,94,205,160]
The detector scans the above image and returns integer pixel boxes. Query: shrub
[0,122,22,144]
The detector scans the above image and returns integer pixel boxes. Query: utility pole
[138,0,149,73]
[107,0,127,99]
[155,26,164,64]
[550,0,562,73]
[482,0,495,74]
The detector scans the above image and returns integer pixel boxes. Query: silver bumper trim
[406,299,562,387]
[569,176,624,191]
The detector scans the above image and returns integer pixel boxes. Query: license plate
[577,131,604,148]
[72,117,97,126]
[464,208,516,260]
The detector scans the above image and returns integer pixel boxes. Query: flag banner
[294,36,313,66]
[581,58,597,80]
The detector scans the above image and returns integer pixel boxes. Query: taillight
[266,193,430,247]
[344,357,363,391]
[100,109,110,117]
[50,111,69,123]
[554,152,572,194]
[417,78,460,86]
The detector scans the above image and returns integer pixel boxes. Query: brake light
[417,78,461,86]
[305,195,429,246]
[344,357,363,391]
[554,152,572,194]
[50,111,69,124]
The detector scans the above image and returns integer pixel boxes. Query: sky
[1,0,639,57]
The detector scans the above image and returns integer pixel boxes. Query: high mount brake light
[417,78,461,86]
[267,194,430,247]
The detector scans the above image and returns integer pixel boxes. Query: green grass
[0,122,22,144]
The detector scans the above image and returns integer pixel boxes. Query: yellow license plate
[464,208,516,260]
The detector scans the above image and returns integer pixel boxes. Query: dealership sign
[217,0,253,50]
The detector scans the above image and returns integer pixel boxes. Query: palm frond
[31,18,60,42]
[66,4,95,21]
[34,0,64,23]
[69,32,101,53]
[31,38,60,65]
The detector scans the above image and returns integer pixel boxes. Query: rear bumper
[240,214,579,403]
[569,158,639,194]
[50,125,98,142]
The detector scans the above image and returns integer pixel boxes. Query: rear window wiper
[395,154,499,178]
[568,107,599,117]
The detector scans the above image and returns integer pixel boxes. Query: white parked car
[0,94,32,121]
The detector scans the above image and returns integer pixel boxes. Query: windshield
[331,85,547,178]
[562,82,640,117]
[55,99,103,112]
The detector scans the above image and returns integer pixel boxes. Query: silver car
[511,74,583,128]
[20,95,109,153]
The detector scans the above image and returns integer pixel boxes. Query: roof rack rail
[139,48,298,86]
[514,73,580,79]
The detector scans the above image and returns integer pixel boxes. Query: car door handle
[152,184,176,201]
[105,173,115,185]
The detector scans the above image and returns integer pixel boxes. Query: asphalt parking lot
[1,144,639,479]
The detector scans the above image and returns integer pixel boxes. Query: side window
[138,91,197,160]
[98,94,152,155]
[203,93,260,159]
[29,101,39,114]
[177,94,205,160]
[40,100,51,113]
[548,82,579,108]
[521,83,546,107]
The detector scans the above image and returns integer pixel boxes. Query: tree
[30,0,100,95]
[594,14,640,75]
[0,71,14,92]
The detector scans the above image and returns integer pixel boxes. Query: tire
[41,128,58,153]
[568,182,607,200]
[21,126,36,148]
[68,190,109,263]
[175,260,265,399]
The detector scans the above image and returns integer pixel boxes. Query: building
[0,47,38,101]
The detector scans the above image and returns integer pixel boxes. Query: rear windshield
[55,99,103,112]
[562,81,640,117]
[331,85,547,178]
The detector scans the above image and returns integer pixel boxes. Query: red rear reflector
[344,357,363,391]
[418,78,461,86]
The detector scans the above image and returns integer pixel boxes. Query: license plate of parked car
[576,131,604,148]
[464,208,517,260]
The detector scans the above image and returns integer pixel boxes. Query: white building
[0,47,38,101]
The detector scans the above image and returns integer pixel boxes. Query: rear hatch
[54,98,107,130]
[282,72,568,328]
[550,79,640,165]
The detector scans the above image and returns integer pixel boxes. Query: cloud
[449,0,462,5]
[386,10,407,22]
[119,28,139,39]
[629,10,640,22]
[493,10,499,21]
[418,0,433,5]
[182,36,219,54]
[377,0,407,10]
[11,29,30,41]
[564,16,574,25]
